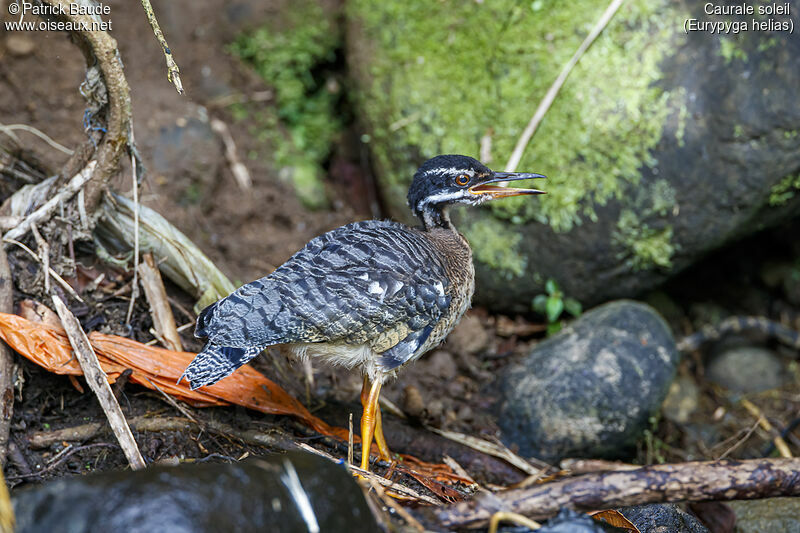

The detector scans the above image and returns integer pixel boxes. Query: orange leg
[360,376,390,471]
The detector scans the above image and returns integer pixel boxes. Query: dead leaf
[589,510,641,532]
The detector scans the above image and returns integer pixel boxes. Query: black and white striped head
[407,154,546,229]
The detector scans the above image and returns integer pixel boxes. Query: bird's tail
[179,343,264,390]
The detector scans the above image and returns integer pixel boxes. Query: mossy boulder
[346,0,800,310]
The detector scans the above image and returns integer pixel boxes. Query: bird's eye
[456,174,470,186]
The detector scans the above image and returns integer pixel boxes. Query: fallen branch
[435,458,800,528]
[44,0,131,211]
[0,247,13,468]
[28,415,290,452]
[2,161,96,242]
[50,295,145,470]
[138,252,183,351]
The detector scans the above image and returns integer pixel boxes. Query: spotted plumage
[184,220,456,386]
[180,154,545,472]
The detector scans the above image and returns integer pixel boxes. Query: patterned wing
[195,220,452,352]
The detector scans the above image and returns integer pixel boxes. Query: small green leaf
[545,279,558,295]
[564,298,582,317]
[546,322,562,335]
[533,294,547,312]
[546,295,564,323]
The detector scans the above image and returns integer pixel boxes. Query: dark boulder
[497,301,679,462]
[347,0,800,311]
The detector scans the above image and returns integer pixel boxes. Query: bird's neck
[419,205,454,232]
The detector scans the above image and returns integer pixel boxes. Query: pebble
[706,345,784,393]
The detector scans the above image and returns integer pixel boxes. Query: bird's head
[407,154,546,229]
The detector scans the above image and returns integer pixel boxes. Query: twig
[125,134,140,325]
[295,442,441,505]
[0,468,13,533]
[139,0,184,94]
[29,223,50,293]
[5,443,117,481]
[137,252,183,350]
[50,294,145,470]
[366,478,426,532]
[442,455,476,485]
[348,412,354,466]
[504,0,626,172]
[488,512,541,533]
[426,426,545,476]
[716,419,761,460]
[741,398,793,458]
[3,238,84,303]
[145,377,198,424]
[3,160,97,242]
[210,119,252,191]
[29,416,292,452]
[0,246,14,469]
[43,0,131,212]
[435,458,800,527]
[0,123,74,155]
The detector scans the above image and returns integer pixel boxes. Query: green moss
[460,216,527,279]
[769,173,800,206]
[611,179,678,271]
[230,0,341,209]
[613,209,675,271]
[719,37,748,64]
[349,0,688,232]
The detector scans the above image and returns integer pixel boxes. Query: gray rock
[347,0,800,311]
[728,498,800,533]
[12,451,380,533]
[498,301,679,462]
[661,376,700,425]
[706,346,785,393]
[619,504,709,533]
[538,508,623,532]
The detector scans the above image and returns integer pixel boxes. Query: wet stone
[12,451,380,533]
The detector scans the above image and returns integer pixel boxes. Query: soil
[2,0,800,528]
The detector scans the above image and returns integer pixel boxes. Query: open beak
[468,171,546,199]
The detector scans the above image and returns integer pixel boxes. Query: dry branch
[28,415,291,452]
[2,161,96,242]
[435,458,800,528]
[138,253,183,351]
[50,295,146,470]
[140,0,184,94]
[0,246,13,468]
[44,0,131,212]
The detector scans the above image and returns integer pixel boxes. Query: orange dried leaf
[589,510,641,532]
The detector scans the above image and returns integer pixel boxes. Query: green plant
[532,279,582,335]
[228,0,342,209]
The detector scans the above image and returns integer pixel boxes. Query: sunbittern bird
[180,155,545,471]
